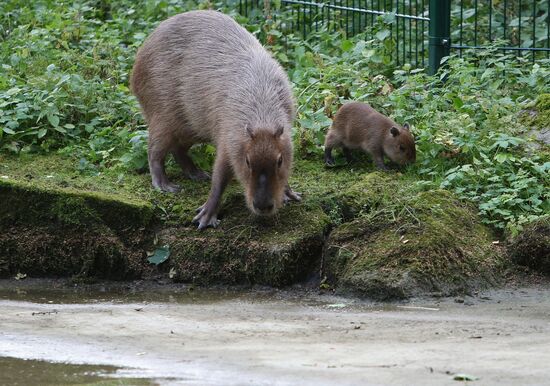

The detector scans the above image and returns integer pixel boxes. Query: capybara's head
[243,125,291,216]
[384,123,416,165]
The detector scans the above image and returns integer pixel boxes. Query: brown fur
[130,11,300,229]
[324,102,416,169]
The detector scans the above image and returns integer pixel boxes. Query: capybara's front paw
[152,180,181,193]
[186,169,211,181]
[284,186,302,203]
[324,156,336,167]
[192,205,220,230]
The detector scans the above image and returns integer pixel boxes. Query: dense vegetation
[0,0,548,235]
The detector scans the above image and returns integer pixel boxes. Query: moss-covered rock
[0,178,155,278]
[533,94,550,131]
[324,190,502,299]
[162,192,329,286]
[508,216,550,275]
[0,179,154,230]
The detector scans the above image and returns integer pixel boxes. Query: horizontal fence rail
[238,0,550,73]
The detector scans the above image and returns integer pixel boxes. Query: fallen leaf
[14,273,27,280]
[453,373,479,381]
[326,303,347,309]
[169,267,177,279]
[147,245,170,265]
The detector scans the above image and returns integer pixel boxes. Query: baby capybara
[131,11,300,229]
[324,102,416,169]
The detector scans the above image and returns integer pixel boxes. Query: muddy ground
[1,279,549,385]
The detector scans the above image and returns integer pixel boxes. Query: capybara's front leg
[372,150,390,171]
[324,129,339,166]
[343,147,353,164]
[192,153,231,230]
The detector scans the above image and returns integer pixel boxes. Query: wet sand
[1,280,549,385]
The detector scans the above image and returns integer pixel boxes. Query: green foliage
[0,0,548,235]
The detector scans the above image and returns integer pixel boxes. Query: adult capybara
[131,11,301,229]
[324,102,416,170]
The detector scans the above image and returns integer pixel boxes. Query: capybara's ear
[246,124,255,139]
[390,126,400,137]
[403,122,410,131]
[274,125,284,138]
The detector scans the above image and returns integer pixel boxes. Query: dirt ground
[1,280,549,385]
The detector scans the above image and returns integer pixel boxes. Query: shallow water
[1,280,550,385]
[0,357,154,386]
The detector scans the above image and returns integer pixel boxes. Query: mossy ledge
[323,190,504,300]
[0,154,508,296]
[508,216,550,276]
[0,178,156,278]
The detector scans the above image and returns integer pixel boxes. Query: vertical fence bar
[489,0,493,42]
[387,0,393,63]
[531,0,536,62]
[459,0,463,57]
[415,0,419,66]
[402,0,406,64]
[409,0,412,64]
[548,0,550,58]
[396,0,400,65]
[518,0,522,56]
[422,0,425,67]
[428,0,450,75]
[474,0,478,46]
[504,0,507,56]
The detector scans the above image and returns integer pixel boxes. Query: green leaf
[341,40,353,52]
[64,123,75,129]
[133,32,146,41]
[147,245,170,265]
[6,87,21,96]
[37,128,47,138]
[3,127,16,135]
[47,113,59,127]
[452,97,463,109]
[375,29,391,41]
[277,53,289,62]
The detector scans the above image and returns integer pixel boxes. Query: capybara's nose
[253,201,274,213]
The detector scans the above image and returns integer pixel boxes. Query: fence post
[428,0,451,75]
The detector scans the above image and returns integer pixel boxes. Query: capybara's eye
[277,155,283,168]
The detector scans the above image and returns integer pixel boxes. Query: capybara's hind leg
[172,146,210,181]
[148,129,181,193]
[343,147,353,164]
[324,130,340,166]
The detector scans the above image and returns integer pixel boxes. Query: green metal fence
[238,0,550,74]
